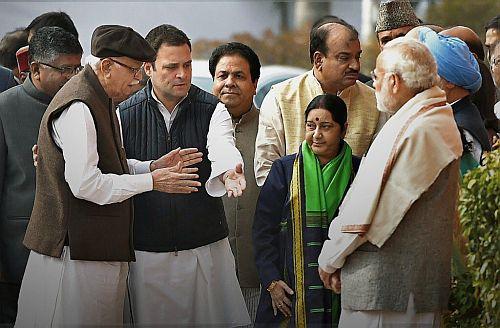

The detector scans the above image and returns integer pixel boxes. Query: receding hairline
[318,22,358,42]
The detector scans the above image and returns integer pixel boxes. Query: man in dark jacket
[0,26,82,325]
[119,25,249,326]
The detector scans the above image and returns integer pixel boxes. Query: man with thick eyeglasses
[107,57,142,76]
[0,26,82,325]
[16,25,202,327]
[35,61,83,76]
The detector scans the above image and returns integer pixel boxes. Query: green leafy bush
[450,149,499,327]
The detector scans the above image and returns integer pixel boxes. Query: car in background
[254,65,306,108]
[191,60,307,108]
[191,60,213,93]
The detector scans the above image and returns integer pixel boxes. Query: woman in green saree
[253,94,360,327]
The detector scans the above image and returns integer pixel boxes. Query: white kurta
[16,247,128,327]
[127,92,249,326]
[129,239,250,326]
[16,101,152,327]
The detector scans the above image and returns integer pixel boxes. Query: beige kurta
[254,70,384,186]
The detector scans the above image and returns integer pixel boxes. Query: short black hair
[304,93,347,130]
[29,26,82,63]
[208,42,261,82]
[485,15,500,31]
[0,28,28,69]
[26,11,78,39]
[145,24,191,57]
[309,15,359,63]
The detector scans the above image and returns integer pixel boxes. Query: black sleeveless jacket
[119,82,228,252]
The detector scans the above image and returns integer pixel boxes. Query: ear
[313,51,325,70]
[389,73,400,94]
[252,78,259,95]
[143,62,154,77]
[100,58,113,78]
[341,122,348,139]
[30,62,41,80]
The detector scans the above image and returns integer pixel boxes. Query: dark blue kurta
[253,154,359,327]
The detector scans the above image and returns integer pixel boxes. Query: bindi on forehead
[315,117,319,121]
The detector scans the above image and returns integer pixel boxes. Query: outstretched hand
[150,147,203,171]
[223,163,246,198]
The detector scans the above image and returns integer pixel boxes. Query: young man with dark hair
[119,25,250,326]
[209,42,261,323]
[0,26,82,325]
[255,15,384,186]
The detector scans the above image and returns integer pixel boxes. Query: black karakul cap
[91,25,155,62]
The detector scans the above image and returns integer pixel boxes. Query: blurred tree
[193,22,378,76]
[426,0,500,38]
[193,25,311,68]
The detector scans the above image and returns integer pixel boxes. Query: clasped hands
[318,267,341,294]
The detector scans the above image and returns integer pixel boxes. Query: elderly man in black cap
[15,25,202,327]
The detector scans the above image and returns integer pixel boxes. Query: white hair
[382,37,439,93]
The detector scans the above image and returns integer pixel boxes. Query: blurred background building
[1,0,498,74]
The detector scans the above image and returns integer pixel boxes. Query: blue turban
[418,27,482,93]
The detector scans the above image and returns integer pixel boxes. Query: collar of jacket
[23,74,53,106]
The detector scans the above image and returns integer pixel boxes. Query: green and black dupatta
[289,140,353,327]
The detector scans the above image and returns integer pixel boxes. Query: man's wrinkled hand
[152,162,201,194]
[223,163,246,198]
[150,147,203,171]
[319,267,341,293]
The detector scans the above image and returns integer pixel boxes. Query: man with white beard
[318,37,463,327]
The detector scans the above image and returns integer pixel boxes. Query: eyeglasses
[492,57,500,67]
[37,62,83,75]
[108,58,143,76]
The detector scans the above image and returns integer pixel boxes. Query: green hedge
[447,149,499,327]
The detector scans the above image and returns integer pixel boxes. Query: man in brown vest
[16,25,202,327]
[318,38,462,327]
